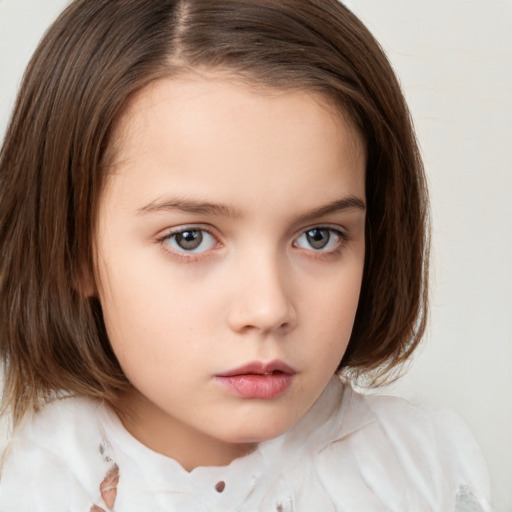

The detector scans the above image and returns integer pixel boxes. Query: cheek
[97,260,216,365]
[300,271,363,362]
[322,259,364,341]
[95,256,163,358]
[315,257,364,320]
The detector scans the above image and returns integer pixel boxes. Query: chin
[218,414,296,445]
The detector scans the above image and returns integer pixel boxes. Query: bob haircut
[0,0,429,423]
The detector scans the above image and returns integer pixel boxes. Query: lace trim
[455,484,486,512]
[90,438,119,512]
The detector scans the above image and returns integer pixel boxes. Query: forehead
[111,72,365,163]
[103,74,366,217]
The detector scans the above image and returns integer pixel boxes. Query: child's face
[94,74,366,466]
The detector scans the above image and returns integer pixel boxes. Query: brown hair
[0,0,429,423]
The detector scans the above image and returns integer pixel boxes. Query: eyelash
[292,227,349,256]
[157,225,349,260]
[158,225,220,261]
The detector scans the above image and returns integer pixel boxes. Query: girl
[0,0,491,510]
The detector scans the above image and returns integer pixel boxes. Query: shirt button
[215,481,226,493]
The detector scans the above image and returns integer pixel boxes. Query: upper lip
[216,360,297,377]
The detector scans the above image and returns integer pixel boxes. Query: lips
[214,360,296,399]
[216,360,296,378]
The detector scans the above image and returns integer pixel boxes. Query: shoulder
[2,396,104,466]
[363,391,490,485]
[0,396,112,511]
[311,384,492,511]
[13,395,100,440]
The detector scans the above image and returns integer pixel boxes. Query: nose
[226,253,297,335]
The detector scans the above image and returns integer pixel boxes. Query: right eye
[163,228,218,254]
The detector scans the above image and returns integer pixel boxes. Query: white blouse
[0,377,492,511]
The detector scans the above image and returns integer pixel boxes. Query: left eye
[164,229,217,253]
[294,228,342,251]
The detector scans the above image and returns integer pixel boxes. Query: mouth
[216,360,297,378]
[214,360,296,399]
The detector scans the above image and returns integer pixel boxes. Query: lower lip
[214,373,294,399]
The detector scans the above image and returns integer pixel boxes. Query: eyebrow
[294,196,366,224]
[137,195,366,220]
[137,198,242,217]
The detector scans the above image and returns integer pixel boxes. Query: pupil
[176,230,202,250]
[307,229,329,249]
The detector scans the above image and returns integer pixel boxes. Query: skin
[94,73,367,471]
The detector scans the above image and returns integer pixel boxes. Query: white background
[1,1,511,510]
